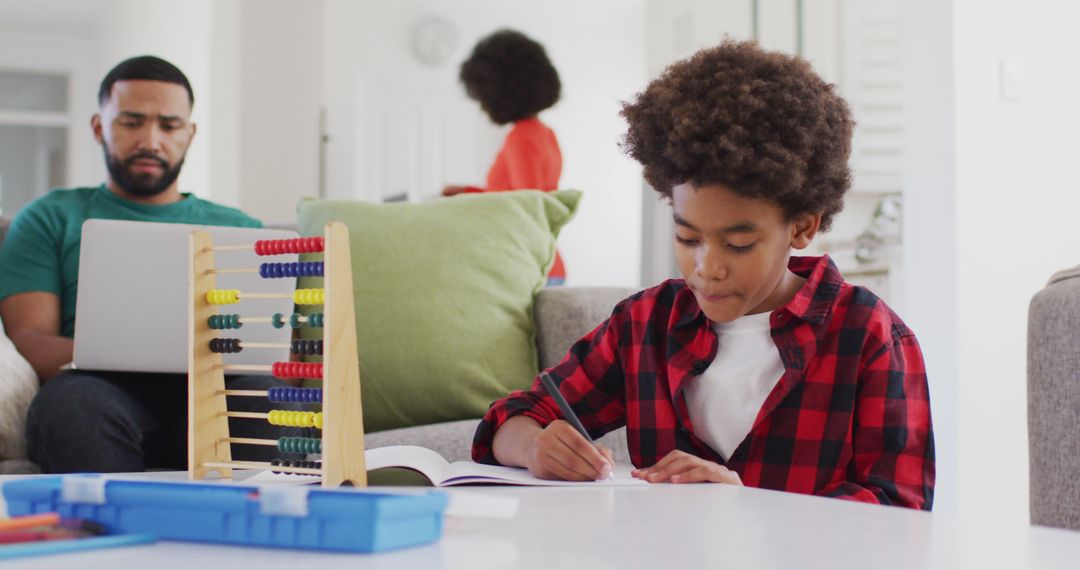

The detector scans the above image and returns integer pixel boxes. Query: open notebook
[365,446,646,487]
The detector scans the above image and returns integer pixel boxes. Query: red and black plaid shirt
[473,255,935,510]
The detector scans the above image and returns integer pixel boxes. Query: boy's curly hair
[621,40,854,231]
[460,29,561,125]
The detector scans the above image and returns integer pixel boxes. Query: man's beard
[103,145,185,198]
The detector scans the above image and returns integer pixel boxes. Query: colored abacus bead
[206,289,241,305]
[267,410,323,429]
[276,436,323,454]
[269,458,322,475]
[290,339,323,355]
[253,237,325,256]
[293,288,324,305]
[208,314,243,329]
[258,261,325,279]
[209,338,242,353]
[289,312,303,329]
[271,313,286,329]
[266,387,323,403]
[271,362,323,379]
[307,313,324,328]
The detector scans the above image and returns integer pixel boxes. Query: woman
[443,29,566,284]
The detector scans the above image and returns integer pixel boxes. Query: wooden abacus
[188,222,366,488]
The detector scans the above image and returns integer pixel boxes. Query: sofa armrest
[1028,266,1080,530]
[534,286,635,371]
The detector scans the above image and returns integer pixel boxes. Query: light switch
[999,59,1023,102]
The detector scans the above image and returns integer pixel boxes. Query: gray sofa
[0,215,633,473]
[1028,266,1080,529]
[365,286,633,463]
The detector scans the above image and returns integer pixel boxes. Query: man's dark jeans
[26,371,305,473]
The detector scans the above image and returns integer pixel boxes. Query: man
[0,56,298,473]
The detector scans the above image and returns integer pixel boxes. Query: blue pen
[0,533,157,560]
[538,371,615,480]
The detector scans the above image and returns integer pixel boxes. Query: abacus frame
[188,222,367,487]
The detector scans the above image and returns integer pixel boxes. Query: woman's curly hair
[621,40,854,231]
[460,29,561,125]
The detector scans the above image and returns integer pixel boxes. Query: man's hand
[631,450,742,484]
[524,420,614,481]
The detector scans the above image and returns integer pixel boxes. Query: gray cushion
[535,286,634,370]
[365,419,479,463]
[1028,265,1080,529]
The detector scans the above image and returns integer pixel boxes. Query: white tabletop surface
[2,472,1079,570]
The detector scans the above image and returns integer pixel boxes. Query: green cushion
[296,190,581,432]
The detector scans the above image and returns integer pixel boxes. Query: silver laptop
[73,219,301,374]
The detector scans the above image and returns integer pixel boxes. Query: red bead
[253,237,326,256]
[271,361,323,379]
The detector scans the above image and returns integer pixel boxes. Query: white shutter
[841,0,904,195]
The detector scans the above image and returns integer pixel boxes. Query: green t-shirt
[0,185,261,337]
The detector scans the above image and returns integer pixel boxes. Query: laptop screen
[73,220,301,375]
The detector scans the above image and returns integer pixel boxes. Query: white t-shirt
[683,311,786,461]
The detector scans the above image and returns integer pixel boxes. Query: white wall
[230,0,323,224]
[901,0,957,515]
[208,0,241,211]
[323,0,646,287]
[905,0,1080,523]
[953,0,1080,524]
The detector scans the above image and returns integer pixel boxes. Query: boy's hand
[631,450,742,485]
[524,420,614,481]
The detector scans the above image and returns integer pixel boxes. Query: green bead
[289,313,302,329]
[276,436,322,454]
[272,313,286,329]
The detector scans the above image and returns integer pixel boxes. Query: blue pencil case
[2,475,447,553]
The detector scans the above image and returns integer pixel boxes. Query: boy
[472,40,934,510]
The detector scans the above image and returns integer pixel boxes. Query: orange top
[466,117,565,281]
[485,117,562,191]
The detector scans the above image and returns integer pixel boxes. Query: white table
[2,473,1079,569]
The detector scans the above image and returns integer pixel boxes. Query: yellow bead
[293,288,325,305]
[206,289,240,305]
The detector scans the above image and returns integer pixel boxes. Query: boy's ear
[789,213,822,250]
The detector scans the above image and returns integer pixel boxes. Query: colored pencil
[0,533,157,560]
[0,513,60,532]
